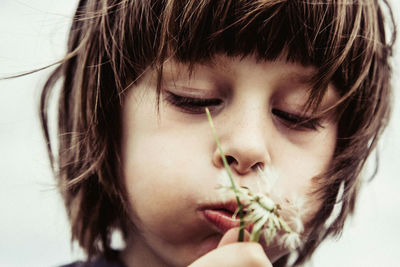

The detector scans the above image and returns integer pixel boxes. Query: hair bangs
[129,0,389,117]
[90,1,393,115]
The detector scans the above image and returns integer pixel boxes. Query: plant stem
[205,108,245,242]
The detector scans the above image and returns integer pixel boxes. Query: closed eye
[164,91,223,114]
[272,109,323,131]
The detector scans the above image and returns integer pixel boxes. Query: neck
[121,233,171,267]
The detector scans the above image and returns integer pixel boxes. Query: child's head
[41,0,396,266]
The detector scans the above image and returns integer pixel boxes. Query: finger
[217,227,250,247]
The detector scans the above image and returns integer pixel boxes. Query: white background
[0,1,399,266]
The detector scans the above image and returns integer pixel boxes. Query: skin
[120,55,338,266]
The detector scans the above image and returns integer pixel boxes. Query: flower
[216,170,234,195]
[214,154,303,249]
[279,195,305,234]
[256,166,279,194]
[278,231,301,251]
[217,171,302,249]
[216,165,304,250]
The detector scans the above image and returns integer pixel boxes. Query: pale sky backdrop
[0,1,399,266]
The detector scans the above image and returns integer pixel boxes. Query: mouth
[199,201,251,234]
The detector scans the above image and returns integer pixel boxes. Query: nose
[212,111,271,176]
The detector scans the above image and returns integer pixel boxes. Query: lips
[202,209,240,233]
[200,201,245,234]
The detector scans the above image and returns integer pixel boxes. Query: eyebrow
[281,71,315,85]
[204,58,316,85]
[197,58,231,75]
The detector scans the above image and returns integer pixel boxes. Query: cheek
[273,126,337,215]
[275,151,330,196]
[121,134,197,242]
[120,98,215,242]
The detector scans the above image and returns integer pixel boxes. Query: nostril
[226,156,236,165]
[251,162,264,171]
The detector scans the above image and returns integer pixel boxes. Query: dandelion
[216,170,234,195]
[236,183,301,249]
[278,231,302,251]
[256,165,279,194]
[206,107,303,250]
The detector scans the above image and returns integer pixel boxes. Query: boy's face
[120,55,338,266]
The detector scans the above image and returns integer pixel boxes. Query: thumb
[217,227,250,247]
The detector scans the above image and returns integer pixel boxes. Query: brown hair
[40,0,396,265]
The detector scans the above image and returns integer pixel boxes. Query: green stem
[205,108,245,242]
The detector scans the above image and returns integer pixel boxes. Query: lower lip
[202,209,241,233]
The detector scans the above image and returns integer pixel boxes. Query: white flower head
[216,170,233,190]
[216,170,236,201]
[216,166,304,250]
[256,165,279,194]
[279,194,307,234]
[279,231,301,251]
[216,170,252,204]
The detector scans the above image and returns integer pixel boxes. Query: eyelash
[164,92,223,114]
[271,109,323,131]
[164,92,323,131]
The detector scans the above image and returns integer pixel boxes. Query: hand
[188,228,272,267]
